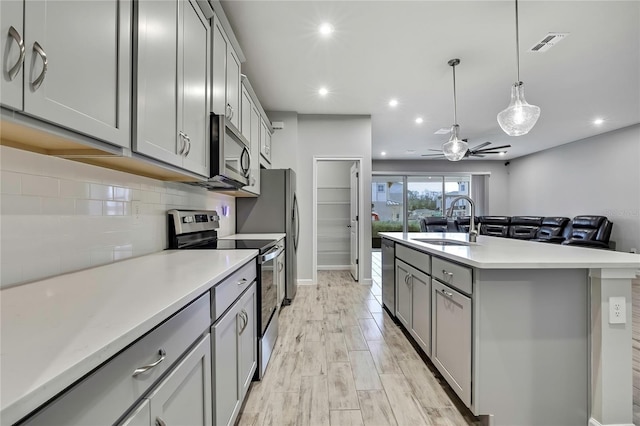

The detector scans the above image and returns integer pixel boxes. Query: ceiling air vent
[529,32,569,53]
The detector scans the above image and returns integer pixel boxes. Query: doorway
[313,158,363,284]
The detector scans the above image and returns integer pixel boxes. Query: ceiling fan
[421,141,512,159]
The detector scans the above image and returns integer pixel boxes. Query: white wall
[372,159,510,214]
[507,124,640,252]
[267,111,298,171]
[296,114,372,283]
[0,146,236,288]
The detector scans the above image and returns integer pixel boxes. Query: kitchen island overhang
[380,232,639,426]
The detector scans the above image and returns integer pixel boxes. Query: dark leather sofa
[419,215,614,249]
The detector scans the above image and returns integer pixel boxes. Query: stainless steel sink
[412,238,471,246]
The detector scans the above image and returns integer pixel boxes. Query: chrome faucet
[447,195,477,242]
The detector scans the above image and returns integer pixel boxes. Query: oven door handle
[261,245,284,263]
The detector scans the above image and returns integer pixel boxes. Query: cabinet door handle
[408,274,412,285]
[183,134,191,157]
[178,131,187,154]
[278,261,284,272]
[441,288,454,298]
[132,349,166,376]
[442,269,454,278]
[155,417,167,426]
[237,278,248,286]
[7,26,25,81]
[238,310,248,334]
[31,41,48,90]
[226,103,233,120]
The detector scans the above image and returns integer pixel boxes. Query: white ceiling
[220,1,640,161]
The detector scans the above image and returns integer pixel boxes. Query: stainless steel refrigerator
[236,168,298,303]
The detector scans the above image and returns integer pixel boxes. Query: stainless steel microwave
[188,113,251,190]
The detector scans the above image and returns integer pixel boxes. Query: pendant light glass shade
[442,125,468,161]
[498,0,541,136]
[497,82,540,136]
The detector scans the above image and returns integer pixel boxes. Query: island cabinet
[0,0,131,148]
[134,0,210,176]
[395,244,432,356]
[211,13,241,129]
[431,257,472,408]
[22,293,211,426]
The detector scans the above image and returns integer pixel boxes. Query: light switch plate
[609,296,626,324]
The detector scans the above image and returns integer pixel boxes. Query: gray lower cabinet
[212,282,257,426]
[147,334,212,426]
[395,258,431,356]
[135,0,209,176]
[120,400,150,426]
[119,334,212,426]
[431,279,472,407]
[1,0,131,148]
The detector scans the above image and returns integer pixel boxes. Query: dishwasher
[381,238,396,317]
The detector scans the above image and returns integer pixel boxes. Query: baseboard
[360,278,372,285]
[588,417,634,426]
[317,265,349,271]
[297,279,315,286]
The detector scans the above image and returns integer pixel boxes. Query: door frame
[312,157,364,285]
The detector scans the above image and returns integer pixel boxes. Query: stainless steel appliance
[236,169,298,304]
[187,114,251,190]
[167,209,281,379]
[381,238,396,317]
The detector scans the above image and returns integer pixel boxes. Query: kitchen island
[380,232,639,426]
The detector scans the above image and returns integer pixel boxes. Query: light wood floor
[236,270,478,426]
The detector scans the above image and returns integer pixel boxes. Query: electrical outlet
[132,201,142,223]
[630,248,638,254]
[609,296,626,324]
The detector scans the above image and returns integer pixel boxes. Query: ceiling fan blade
[421,153,444,157]
[475,144,512,152]
[469,141,491,151]
[470,154,486,158]
[477,151,505,154]
[427,148,443,152]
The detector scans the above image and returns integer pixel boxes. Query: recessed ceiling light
[389,99,398,107]
[318,87,329,96]
[319,23,334,36]
[381,151,387,156]
[415,117,423,124]
[593,118,604,125]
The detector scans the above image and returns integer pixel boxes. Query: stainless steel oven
[167,209,282,380]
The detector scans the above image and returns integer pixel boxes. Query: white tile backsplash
[0,145,237,288]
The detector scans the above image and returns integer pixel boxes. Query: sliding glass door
[371,174,470,247]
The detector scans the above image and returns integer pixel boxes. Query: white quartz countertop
[0,249,257,425]
[220,233,286,240]
[380,232,640,269]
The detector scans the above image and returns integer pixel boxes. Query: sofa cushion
[479,216,511,237]
[508,216,543,240]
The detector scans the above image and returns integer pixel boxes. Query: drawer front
[24,293,210,426]
[432,257,472,295]
[213,259,257,321]
[396,244,431,275]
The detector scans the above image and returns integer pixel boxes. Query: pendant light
[442,58,468,162]
[497,0,540,136]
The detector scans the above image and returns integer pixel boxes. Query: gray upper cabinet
[260,117,272,165]
[240,80,260,195]
[1,0,24,110]
[1,0,131,148]
[211,14,241,129]
[135,0,210,176]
